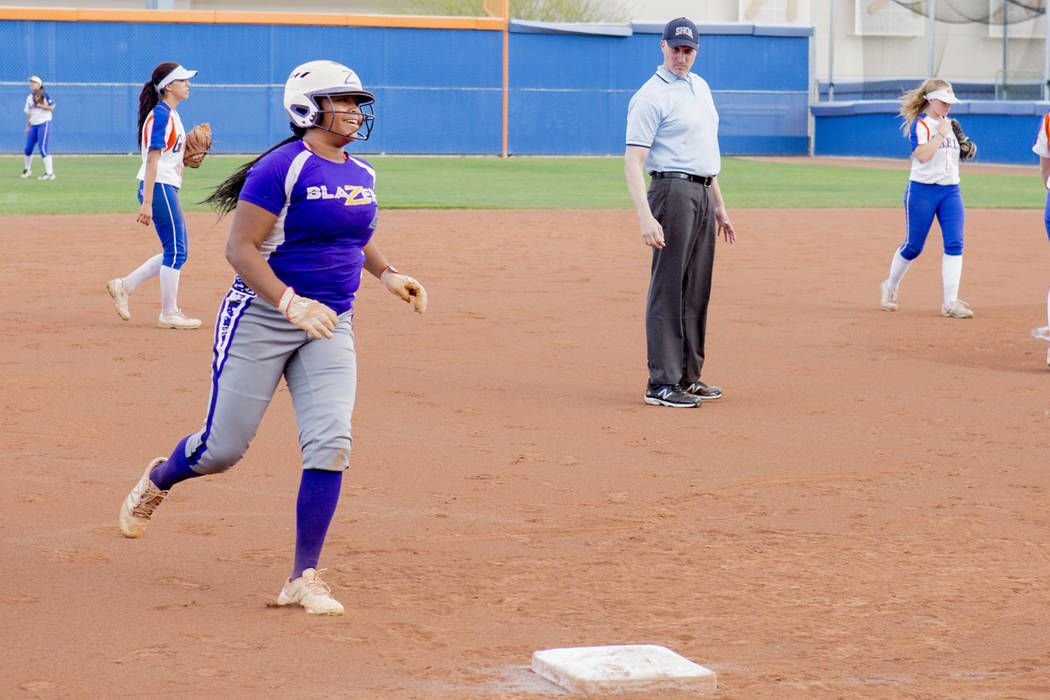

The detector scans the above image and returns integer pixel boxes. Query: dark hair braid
[204,125,308,214]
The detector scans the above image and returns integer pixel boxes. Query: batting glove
[381,266,428,314]
[278,286,338,339]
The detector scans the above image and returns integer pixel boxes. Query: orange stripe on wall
[0,6,502,29]
[212,11,345,26]
[78,9,207,23]
[0,7,77,20]
[343,14,502,29]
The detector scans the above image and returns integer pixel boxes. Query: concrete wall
[5,0,1048,84]
[624,0,1050,86]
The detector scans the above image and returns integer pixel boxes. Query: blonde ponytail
[900,78,953,133]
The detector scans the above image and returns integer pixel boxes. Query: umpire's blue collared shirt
[626,66,721,178]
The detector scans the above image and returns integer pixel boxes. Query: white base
[531,644,717,695]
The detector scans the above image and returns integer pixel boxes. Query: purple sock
[149,435,203,491]
[292,469,343,580]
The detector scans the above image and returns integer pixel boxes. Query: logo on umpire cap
[663,17,699,49]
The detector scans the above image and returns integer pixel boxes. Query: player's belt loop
[649,171,712,187]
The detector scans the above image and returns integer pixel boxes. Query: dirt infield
[740,154,1040,177]
[3,208,1050,698]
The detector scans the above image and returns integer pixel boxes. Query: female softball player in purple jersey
[1029,111,1050,365]
[118,60,428,615]
[107,62,202,330]
[880,79,973,319]
[22,75,56,180]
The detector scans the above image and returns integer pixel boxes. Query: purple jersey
[237,140,378,314]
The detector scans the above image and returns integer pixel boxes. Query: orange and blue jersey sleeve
[1033,112,1050,159]
[909,116,930,151]
[146,105,176,151]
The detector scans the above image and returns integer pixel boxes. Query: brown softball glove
[950,119,977,161]
[183,123,212,168]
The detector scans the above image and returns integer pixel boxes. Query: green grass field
[0,154,1042,215]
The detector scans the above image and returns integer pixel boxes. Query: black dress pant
[645,176,716,386]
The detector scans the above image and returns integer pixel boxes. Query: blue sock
[292,469,343,581]
[149,435,203,491]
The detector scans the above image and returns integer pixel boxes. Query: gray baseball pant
[182,284,357,475]
[645,177,717,387]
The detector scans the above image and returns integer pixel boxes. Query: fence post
[502,0,509,157]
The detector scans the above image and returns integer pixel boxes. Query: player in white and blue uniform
[107,63,202,330]
[118,61,428,616]
[22,75,55,180]
[880,80,973,318]
[1028,111,1050,364]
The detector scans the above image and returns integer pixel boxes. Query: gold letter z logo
[342,186,374,206]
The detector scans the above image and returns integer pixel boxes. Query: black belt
[650,171,713,186]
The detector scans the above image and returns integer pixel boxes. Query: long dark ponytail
[204,125,308,215]
[137,61,179,141]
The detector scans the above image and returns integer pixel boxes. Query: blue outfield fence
[2,15,812,156]
[811,100,1048,165]
[507,24,811,155]
[2,21,504,154]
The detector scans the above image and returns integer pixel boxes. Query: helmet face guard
[311,94,375,141]
[284,60,376,140]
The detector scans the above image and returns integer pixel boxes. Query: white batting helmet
[283,60,375,138]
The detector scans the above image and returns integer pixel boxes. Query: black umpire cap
[663,17,699,50]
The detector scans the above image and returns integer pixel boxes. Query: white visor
[925,88,961,104]
[156,65,198,92]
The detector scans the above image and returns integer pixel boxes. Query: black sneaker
[683,380,723,400]
[644,382,702,408]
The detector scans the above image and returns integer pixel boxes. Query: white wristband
[278,286,295,317]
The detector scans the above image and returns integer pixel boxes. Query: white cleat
[38,173,55,181]
[119,457,168,538]
[20,169,30,179]
[277,568,344,615]
[157,309,202,329]
[107,278,131,321]
[941,299,973,319]
[1033,328,1050,367]
[880,280,898,311]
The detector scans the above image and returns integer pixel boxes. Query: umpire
[624,16,736,408]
